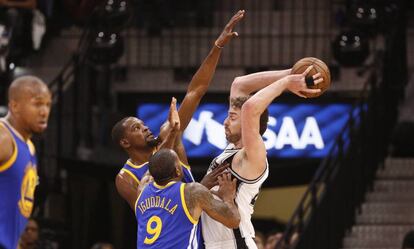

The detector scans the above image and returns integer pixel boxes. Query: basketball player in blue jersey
[136,148,240,249]
[111,10,245,210]
[201,66,324,248]
[0,76,52,249]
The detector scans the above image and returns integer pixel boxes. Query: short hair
[148,149,177,183]
[8,76,47,102]
[111,117,129,146]
[230,96,269,136]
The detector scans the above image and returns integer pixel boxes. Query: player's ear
[8,100,19,114]
[175,162,182,178]
[120,138,130,149]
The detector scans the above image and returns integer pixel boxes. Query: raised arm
[185,174,240,228]
[177,10,245,131]
[230,69,292,99]
[240,66,323,177]
[158,98,180,150]
[159,10,245,164]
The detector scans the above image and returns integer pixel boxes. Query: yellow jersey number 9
[144,215,163,245]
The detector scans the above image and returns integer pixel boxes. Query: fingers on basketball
[302,65,314,76]
[291,57,331,98]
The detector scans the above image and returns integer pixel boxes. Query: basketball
[291,57,331,98]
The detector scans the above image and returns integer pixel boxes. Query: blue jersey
[0,121,38,249]
[121,159,204,248]
[135,181,200,249]
[120,159,195,185]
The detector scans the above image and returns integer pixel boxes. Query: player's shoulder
[185,182,208,198]
[0,123,12,142]
[0,123,15,164]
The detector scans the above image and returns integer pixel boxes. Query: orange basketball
[291,57,331,98]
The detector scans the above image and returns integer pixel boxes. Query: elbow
[232,76,242,86]
[230,77,244,92]
[241,99,261,117]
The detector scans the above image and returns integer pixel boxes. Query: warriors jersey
[0,120,38,249]
[201,144,269,249]
[135,181,200,249]
[120,159,195,186]
[122,158,204,248]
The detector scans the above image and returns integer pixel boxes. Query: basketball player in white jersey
[201,66,324,248]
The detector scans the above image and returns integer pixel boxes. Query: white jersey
[202,144,269,249]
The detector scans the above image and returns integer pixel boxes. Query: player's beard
[146,136,160,147]
[225,132,241,144]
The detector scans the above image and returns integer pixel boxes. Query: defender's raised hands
[215,10,245,48]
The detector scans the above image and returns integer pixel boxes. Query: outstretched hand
[285,65,324,98]
[200,162,230,190]
[215,10,245,48]
[212,173,237,203]
[168,97,180,132]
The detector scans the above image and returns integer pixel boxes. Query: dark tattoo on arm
[185,183,239,228]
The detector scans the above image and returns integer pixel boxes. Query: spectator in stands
[0,0,36,60]
[254,231,265,249]
[90,242,115,249]
[264,231,299,249]
[402,230,414,249]
[17,218,54,249]
[265,232,283,249]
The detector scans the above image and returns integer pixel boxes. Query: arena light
[332,30,370,67]
[91,0,132,32]
[87,31,124,65]
[348,1,379,36]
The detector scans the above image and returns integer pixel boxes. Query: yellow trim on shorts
[153,181,176,190]
[121,168,141,185]
[180,183,198,225]
[134,185,146,216]
[179,161,191,171]
[0,123,18,173]
[126,160,148,169]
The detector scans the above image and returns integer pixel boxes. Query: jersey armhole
[120,168,141,185]
[180,161,191,170]
[180,183,198,225]
[134,185,146,216]
[0,123,18,172]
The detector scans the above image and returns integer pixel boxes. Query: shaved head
[149,149,181,184]
[5,75,52,137]
[8,76,49,102]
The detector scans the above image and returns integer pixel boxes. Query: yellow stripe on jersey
[126,160,148,169]
[121,169,141,185]
[135,185,146,216]
[179,161,191,171]
[0,123,18,173]
[180,183,198,224]
[27,140,36,156]
[153,181,176,190]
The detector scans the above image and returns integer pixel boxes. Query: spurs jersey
[0,120,38,249]
[201,144,269,249]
